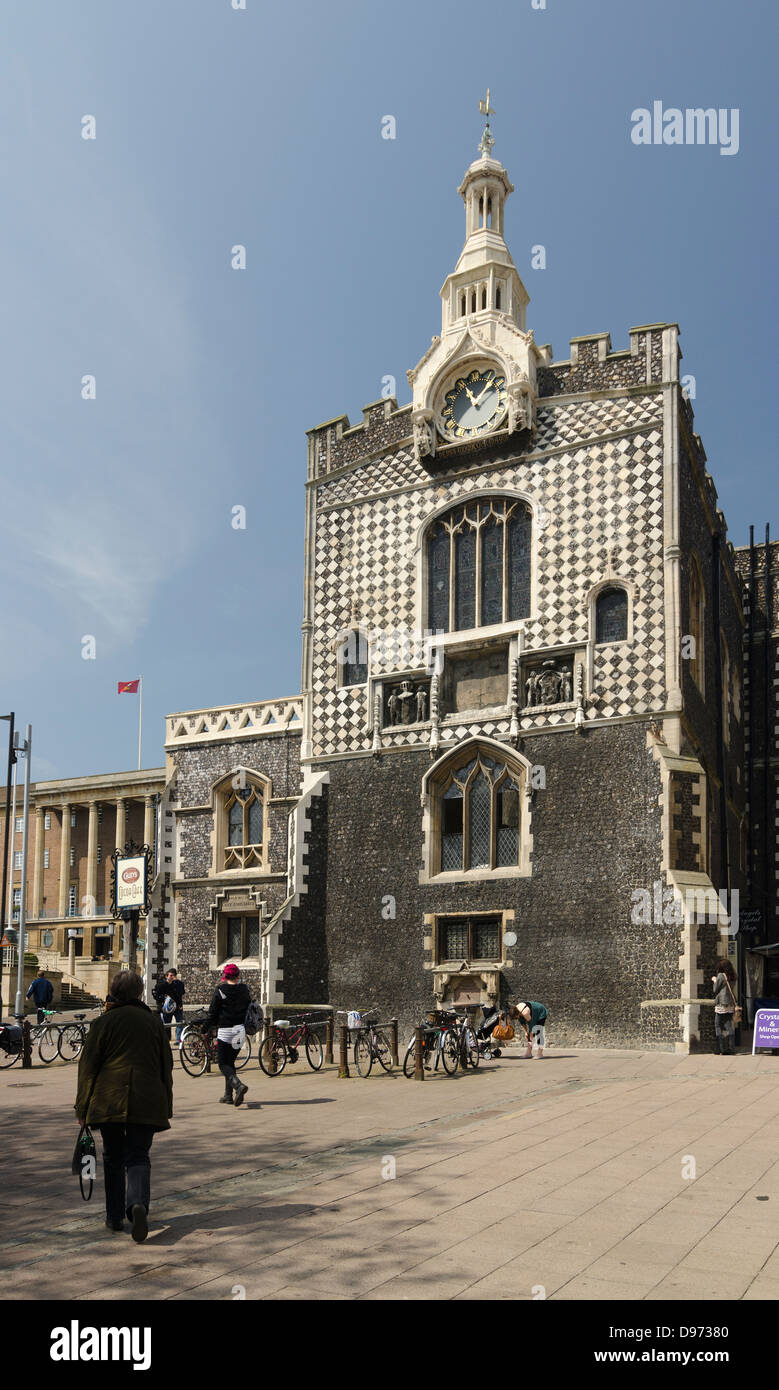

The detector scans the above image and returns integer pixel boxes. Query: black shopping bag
[71,1124,97,1201]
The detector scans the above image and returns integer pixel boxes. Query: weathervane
[478,87,496,157]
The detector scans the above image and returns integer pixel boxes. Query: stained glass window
[496,783,519,866]
[439,915,502,962]
[441,784,463,871]
[508,510,531,619]
[228,801,243,846]
[427,500,531,633]
[596,588,628,644]
[245,919,260,958]
[248,798,263,845]
[455,527,477,630]
[481,517,503,625]
[468,771,491,868]
[473,919,500,959]
[442,918,469,958]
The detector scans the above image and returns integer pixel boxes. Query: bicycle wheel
[373,1029,393,1072]
[304,1029,324,1072]
[440,1028,459,1074]
[37,1027,59,1064]
[463,1027,480,1069]
[0,1043,21,1068]
[179,1030,208,1076]
[353,1032,373,1077]
[403,1038,419,1077]
[259,1035,287,1075]
[234,1036,251,1070]
[58,1025,84,1062]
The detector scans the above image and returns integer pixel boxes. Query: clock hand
[474,378,495,405]
[463,386,478,406]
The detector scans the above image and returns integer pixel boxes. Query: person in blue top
[26,969,54,1023]
[512,1000,548,1058]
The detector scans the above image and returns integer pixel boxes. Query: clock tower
[408,95,549,461]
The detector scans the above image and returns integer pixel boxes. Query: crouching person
[206,963,253,1107]
[512,1000,549,1058]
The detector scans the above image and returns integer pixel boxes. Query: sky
[0,0,777,781]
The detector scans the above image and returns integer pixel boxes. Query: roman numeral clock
[407,94,548,464]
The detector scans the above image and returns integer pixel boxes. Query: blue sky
[1,0,776,780]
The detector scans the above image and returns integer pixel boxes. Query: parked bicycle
[30,1008,61,1064]
[0,1020,23,1069]
[57,1013,90,1062]
[403,1010,460,1076]
[179,1018,251,1077]
[258,1013,324,1075]
[338,1007,393,1077]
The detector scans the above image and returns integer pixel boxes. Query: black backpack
[244,1000,264,1037]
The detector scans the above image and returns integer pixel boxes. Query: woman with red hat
[204,964,253,1106]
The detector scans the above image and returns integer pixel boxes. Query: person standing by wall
[205,963,252,1107]
[153,967,185,1047]
[74,969,173,1242]
[26,969,54,1023]
[712,958,738,1055]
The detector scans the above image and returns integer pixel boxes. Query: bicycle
[258,1014,324,1075]
[338,1007,393,1077]
[0,1021,23,1069]
[58,1013,90,1062]
[30,1009,61,1064]
[402,1011,460,1077]
[179,1020,251,1077]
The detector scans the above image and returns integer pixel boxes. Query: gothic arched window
[337,629,368,687]
[595,587,628,644]
[219,775,268,871]
[427,498,531,633]
[437,750,522,874]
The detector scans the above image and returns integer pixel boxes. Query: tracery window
[427,499,531,633]
[223,781,266,869]
[439,751,521,873]
[595,587,628,644]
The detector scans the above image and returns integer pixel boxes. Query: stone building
[157,126,775,1050]
[0,767,164,1000]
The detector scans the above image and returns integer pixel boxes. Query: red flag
[117,680,140,694]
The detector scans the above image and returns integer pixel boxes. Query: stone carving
[524,660,575,709]
[412,410,436,460]
[507,377,535,434]
[385,678,431,728]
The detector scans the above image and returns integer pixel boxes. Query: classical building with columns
[1,767,164,997]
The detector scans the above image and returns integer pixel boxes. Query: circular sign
[122,867,141,884]
[503,931,517,948]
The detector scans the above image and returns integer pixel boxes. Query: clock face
[441,367,507,439]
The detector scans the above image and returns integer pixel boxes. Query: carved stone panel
[383,678,431,728]
[441,646,509,716]
[522,657,575,709]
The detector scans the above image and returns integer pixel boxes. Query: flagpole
[138,677,143,771]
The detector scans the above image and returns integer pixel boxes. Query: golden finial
[478,88,496,157]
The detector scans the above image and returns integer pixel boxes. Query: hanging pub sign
[110,843,152,918]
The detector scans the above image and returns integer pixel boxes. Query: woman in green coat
[75,970,173,1242]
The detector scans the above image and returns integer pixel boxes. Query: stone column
[86,801,99,910]
[58,804,71,918]
[32,807,45,919]
[115,797,126,852]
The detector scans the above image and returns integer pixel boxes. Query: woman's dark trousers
[99,1124,155,1224]
[217,1039,239,1096]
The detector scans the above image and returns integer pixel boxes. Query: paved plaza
[3,1043,779,1301]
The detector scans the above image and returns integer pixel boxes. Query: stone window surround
[419,735,533,884]
[333,624,370,690]
[587,575,636,650]
[209,767,271,879]
[206,886,270,972]
[423,908,517,1004]
[688,552,706,693]
[412,487,541,639]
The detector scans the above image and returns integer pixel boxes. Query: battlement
[307,397,412,477]
[539,323,677,397]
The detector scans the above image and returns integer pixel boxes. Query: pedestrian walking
[712,958,738,1055]
[512,1000,548,1058]
[74,969,173,1242]
[205,963,253,1107]
[153,967,185,1046]
[26,968,54,1023]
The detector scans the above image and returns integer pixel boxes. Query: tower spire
[478,87,496,158]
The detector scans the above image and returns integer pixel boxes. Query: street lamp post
[0,712,14,1003]
[14,725,32,1023]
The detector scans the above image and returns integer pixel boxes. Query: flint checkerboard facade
[159,140,776,1050]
